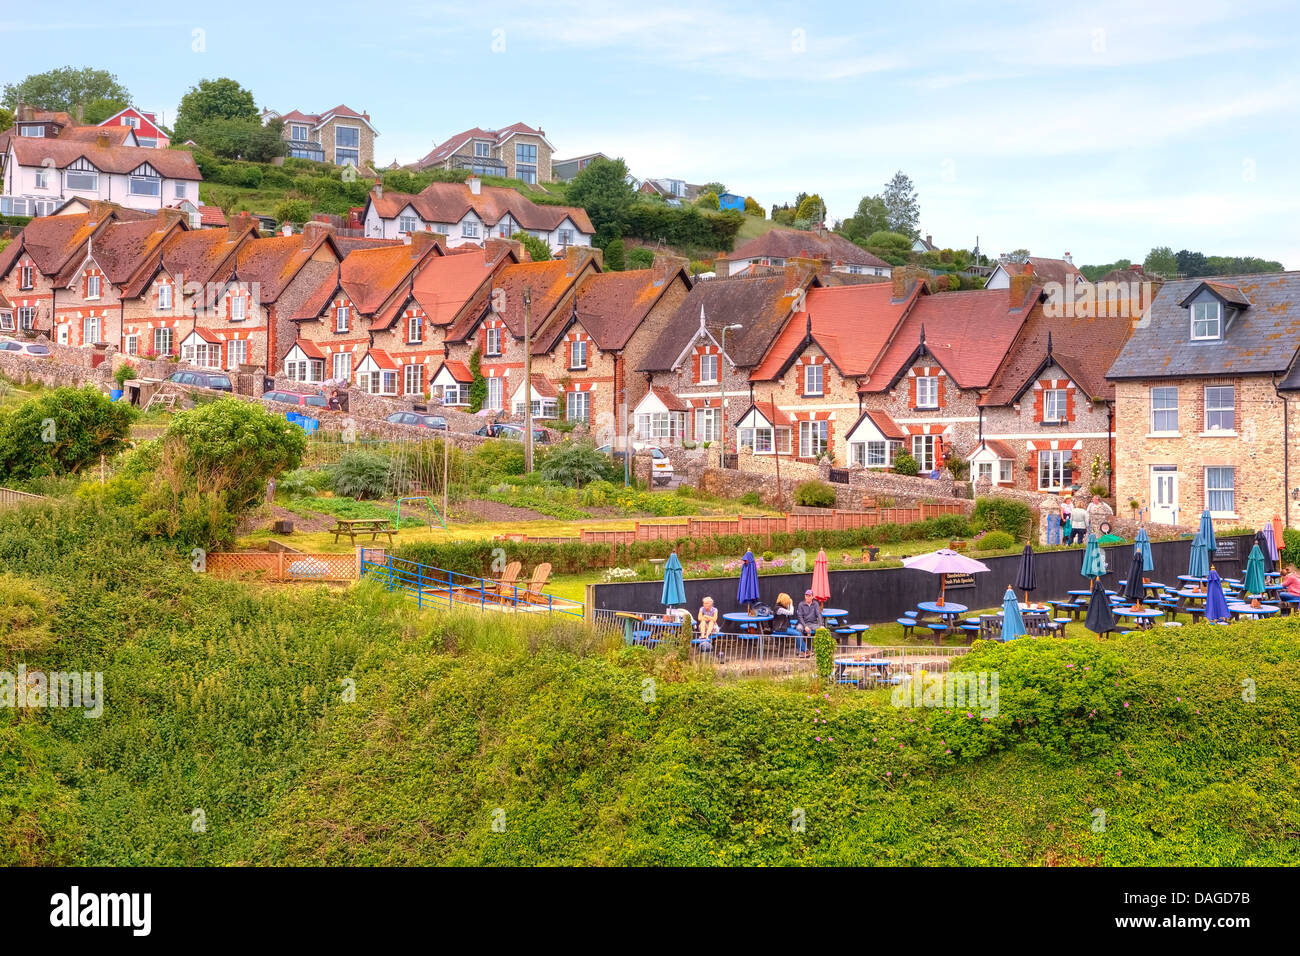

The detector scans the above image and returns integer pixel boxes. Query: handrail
[362,554,584,617]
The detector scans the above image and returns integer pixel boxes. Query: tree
[539,442,614,488]
[626,246,654,270]
[0,108,11,133]
[82,96,129,125]
[701,181,728,197]
[1004,248,1031,264]
[1175,249,1206,277]
[274,199,312,226]
[566,157,635,242]
[840,195,889,243]
[192,116,286,162]
[512,231,552,262]
[743,196,764,218]
[2,66,130,113]
[0,387,136,482]
[603,237,626,271]
[174,78,259,142]
[694,190,720,211]
[795,193,826,224]
[862,230,913,266]
[881,171,920,238]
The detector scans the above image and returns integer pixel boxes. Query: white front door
[1150,467,1178,525]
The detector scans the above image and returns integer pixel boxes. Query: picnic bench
[331,518,396,546]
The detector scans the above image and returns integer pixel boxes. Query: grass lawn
[736,214,786,243]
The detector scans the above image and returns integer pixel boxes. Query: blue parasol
[1000,587,1026,641]
[1135,527,1154,573]
[661,551,685,608]
[1187,531,1209,579]
[736,550,760,608]
[1205,568,1231,622]
[1081,532,1107,579]
[1198,509,1217,556]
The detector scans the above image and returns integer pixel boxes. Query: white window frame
[567,390,591,423]
[1205,466,1235,515]
[0,311,13,332]
[462,219,480,239]
[740,426,774,454]
[408,313,422,343]
[1043,388,1068,422]
[336,306,349,333]
[124,334,138,355]
[66,169,98,191]
[695,407,720,443]
[916,375,938,408]
[154,327,173,355]
[570,339,587,370]
[698,353,719,384]
[18,307,36,331]
[227,338,247,370]
[851,440,888,468]
[485,327,502,356]
[82,315,101,345]
[332,351,352,382]
[1191,300,1222,340]
[1150,386,1178,433]
[129,174,161,197]
[230,295,246,322]
[911,434,937,472]
[19,265,34,290]
[487,376,503,411]
[975,460,994,483]
[86,274,101,300]
[1037,449,1072,491]
[158,283,172,311]
[1204,385,1234,433]
[804,363,823,396]
[474,140,492,158]
[398,215,419,234]
[404,363,423,395]
[34,168,49,189]
[799,420,829,459]
[998,459,1013,483]
[290,124,308,142]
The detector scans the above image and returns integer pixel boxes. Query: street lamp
[717,323,743,468]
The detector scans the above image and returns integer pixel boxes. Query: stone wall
[700,463,969,513]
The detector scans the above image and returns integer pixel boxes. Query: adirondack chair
[489,561,523,603]
[522,563,553,605]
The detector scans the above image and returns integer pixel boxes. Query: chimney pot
[374,183,383,198]
[468,176,481,196]
[281,223,293,237]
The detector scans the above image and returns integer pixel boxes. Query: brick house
[264,105,377,169]
[748,279,924,465]
[442,248,602,415]
[634,269,817,455]
[718,228,892,278]
[287,232,444,387]
[1107,272,1300,531]
[527,257,692,433]
[413,123,554,184]
[857,272,1038,476]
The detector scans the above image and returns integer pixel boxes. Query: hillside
[2,494,1298,865]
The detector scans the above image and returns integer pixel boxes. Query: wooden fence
[0,487,48,509]
[206,551,361,582]
[497,500,972,549]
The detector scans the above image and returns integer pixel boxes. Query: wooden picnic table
[331,517,396,546]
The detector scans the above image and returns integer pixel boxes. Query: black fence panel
[589,534,1254,626]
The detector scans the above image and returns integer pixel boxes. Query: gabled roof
[724,229,890,270]
[359,348,398,371]
[287,339,326,360]
[1180,279,1253,308]
[433,359,473,383]
[638,273,817,372]
[277,104,377,133]
[862,286,1040,393]
[1109,272,1300,380]
[6,137,201,179]
[451,257,598,342]
[648,385,687,412]
[199,204,228,227]
[401,244,516,331]
[751,281,923,381]
[415,123,552,168]
[323,240,443,317]
[0,205,157,283]
[846,408,906,443]
[86,215,185,285]
[58,125,137,146]
[982,296,1132,405]
[232,231,341,304]
[746,398,792,428]
[994,256,1084,287]
[556,265,692,353]
[368,182,593,235]
[967,438,1019,460]
[121,221,257,298]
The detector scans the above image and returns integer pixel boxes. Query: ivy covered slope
[3,499,1298,865]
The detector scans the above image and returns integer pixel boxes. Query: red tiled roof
[338,240,442,315]
[122,222,256,298]
[89,216,182,284]
[649,385,687,412]
[865,409,905,440]
[452,257,594,342]
[725,229,890,270]
[862,286,1041,393]
[415,123,548,168]
[436,360,473,383]
[234,232,340,304]
[404,245,513,330]
[978,439,1018,460]
[199,204,227,227]
[362,348,398,370]
[752,399,793,428]
[564,266,690,353]
[289,339,326,360]
[58,125,135,145]
[184,327,223,345]
[369,182,593,235]
[6,137,201,179]
[751,282,922,381]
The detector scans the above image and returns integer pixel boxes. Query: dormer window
[1191,301,1222,340]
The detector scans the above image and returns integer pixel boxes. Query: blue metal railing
[362,553,585,618]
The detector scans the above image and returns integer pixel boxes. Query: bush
[892,452,919,476]
[331,451,392,500]
[113,365,137,388]
[1282,527,1300,569]
[972,497,1033,540]
[976,530,1015,551]
[538,442,616,488]
[794,480,837,509]
[277,467,333,497]
[739,491,762,507]
[813,627,835,680]
[274,199,312,226]
[626,247,654,270]
[0,386,137,482]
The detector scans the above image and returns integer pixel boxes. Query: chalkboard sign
[1212,540,1238,563]
[944,572,977,590]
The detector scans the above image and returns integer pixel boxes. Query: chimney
[96,131,111,148]
[281,223,294,237]
[892,265,930,300]
[467,176,481,196]
[565,245,602,275]
[301,220,335,248]
[16,103,32,122]
[230,211,257,238]
[650,251,687,286]
[891,266,907,299]
[88,200,116,225]
[374,182,383,198]
[155,207,187,228]
[1009,271,1034,308]
[1063,251,1073,264]
[926,234,933,247]
[408,230,440,258]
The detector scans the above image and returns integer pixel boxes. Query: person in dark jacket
[793,589,823,656]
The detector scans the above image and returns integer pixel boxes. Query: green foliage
[468,348,487,413]
[174,77,259,142]
[81,96,129,126]
[972,497,1033,540]
[602,237,626,271]
[0,572,55,655]
[191,116,287,162]
[331,451,392,500]
[623,205,744,253]
[976,530,1016,551]
[695,190,720,211]
[739,491,762,507]
[793,480,837,508]
[538,442,615,488]
[840,195,890,243]
[862,230,913,266]
[0,386,136,482]
[274,199,312,226]
[795,193,825,222]
[0,107,12,133]
[112,365,137,388]
[813,627,835,679]
[276,467,333,497]
[881,170,920,238]
[3,66,130,112]
[512,231,552,262]
[566,157,635,240]
[626,246,654,270]
[1143,246,1178,278]
[892,452,919,476]
[1281,527,1300,569]
[743,197,764,217]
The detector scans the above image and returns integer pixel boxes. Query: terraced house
[1107,271,1300,531]
[363,178,593,253]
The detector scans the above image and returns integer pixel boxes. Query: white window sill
[1145,431,1182,439]
[1199,430,1238,438]
[1209,512,1237,520]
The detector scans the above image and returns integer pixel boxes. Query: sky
[5,0,1299,267]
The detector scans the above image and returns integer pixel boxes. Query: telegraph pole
[523,285,534,474]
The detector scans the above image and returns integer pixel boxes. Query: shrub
[331,451,391,500]
[538,442,616,488]
[277,467,333,497]
[580,479,616,507]
[813,627,835,680]
[274,199,311,226]
[976,530,1015,551]
[0,386,137,482]
[113,364,137,388]
[794,480,837,508]
[739,491,762,507]
[626,246,654,269]
[892,452,919,476]
[972,497,1033,540]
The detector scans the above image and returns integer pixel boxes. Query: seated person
[793,589,823,657]
[697,597,719,642]
[1282,565,1300,598]
[774,593,795,633]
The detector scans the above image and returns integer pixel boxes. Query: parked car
[475,421,550,443]
[597,443,674,486]
[167,370,233,392]
[386,411,447,430]
[261,389,328,408]
[0,339,52,357]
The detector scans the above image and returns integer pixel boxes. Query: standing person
[1060,496,1073,545]
[1070,498,1089,544]
[793,589,823,657]
[327,388,341,411]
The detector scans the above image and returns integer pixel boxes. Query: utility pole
[442,433,449,521]
[522,285,534,474]
[717,322,743,468]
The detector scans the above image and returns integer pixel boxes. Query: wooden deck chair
[488,561,522,603]
[522,562,553,605]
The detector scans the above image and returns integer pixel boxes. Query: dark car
[386,411,447,430]
[168,370,233,391]
[261,389,328,408]
[475,422,550,443]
